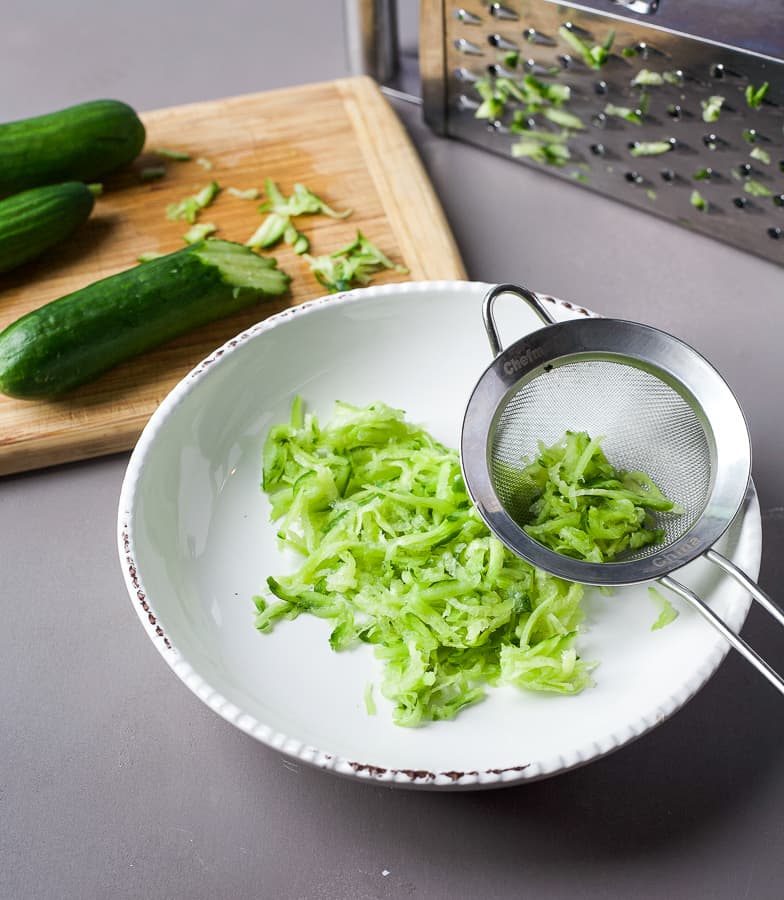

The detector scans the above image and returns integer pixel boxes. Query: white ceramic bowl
[118,281,761,790]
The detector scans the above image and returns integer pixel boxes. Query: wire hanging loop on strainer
[461,283,784,696]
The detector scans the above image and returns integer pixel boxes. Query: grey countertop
[2,3,783,899]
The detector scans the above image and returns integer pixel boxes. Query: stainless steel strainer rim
[461,289,751,587]
[461,284,784,700]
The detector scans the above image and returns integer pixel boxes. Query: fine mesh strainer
[461,283,784,694]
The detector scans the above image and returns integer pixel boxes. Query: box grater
[349,0,784,266]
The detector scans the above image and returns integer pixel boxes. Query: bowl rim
[117,279,760,791]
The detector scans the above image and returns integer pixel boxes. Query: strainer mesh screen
[490,359,714,560]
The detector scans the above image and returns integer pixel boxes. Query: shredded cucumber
[259,179,352,220]
[746,81,769,109]
[257,400,593,726]
[631,69,664,87]
[166,181,220,224]
[558,25,614,70]
[183,222,217,244]
[227,187,260,200]
[630,141,672,158]
[543,108,585,130]
[521,431,679,563]
[701,95,725,123]
[604,103,642,126]
[247,179,352,253]
[140,166,166,181]
[744,179,772,198]
[649,586,679,631]
[303,232,407,293]
[691,189,708,211]
[154,147,192,161]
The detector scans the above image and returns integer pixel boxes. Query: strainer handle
[704,548,784,628]
[483,283,557,358]
[660,574,784,697]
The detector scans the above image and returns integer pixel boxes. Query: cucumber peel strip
[303,231,407,293]
[154,147,192,161]
[166,181,221,224]
[140,166,166,182]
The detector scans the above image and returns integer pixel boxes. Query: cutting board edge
[334,77,466,283]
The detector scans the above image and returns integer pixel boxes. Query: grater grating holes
[442,0,784,263]
[489,3,518,21]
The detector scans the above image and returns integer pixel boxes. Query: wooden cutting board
[0,77,465,476]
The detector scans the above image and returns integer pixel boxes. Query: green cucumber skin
[0,182,95,274]
[0,241,281,399]
[0,100,146,197]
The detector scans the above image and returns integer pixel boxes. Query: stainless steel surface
[571,0,784,56]
[481,280,553,354]
[4,2,784,899]
[420,0,784,265]
[380,84,423,104]
[612,1,659,15]
[344,0,400,84]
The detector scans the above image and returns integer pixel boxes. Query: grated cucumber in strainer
[461,283,784,696]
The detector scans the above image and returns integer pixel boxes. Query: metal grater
[349,0,784,266]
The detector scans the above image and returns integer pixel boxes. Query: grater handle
[483,283,557,358]
[343,0,399,86]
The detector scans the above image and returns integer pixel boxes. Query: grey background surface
[2,2,783,899]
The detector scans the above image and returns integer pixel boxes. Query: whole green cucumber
[0,182,95,274]
[0,240,291,399]
[0,99,146,197]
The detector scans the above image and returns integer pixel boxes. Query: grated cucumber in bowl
[255,399,593,727]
